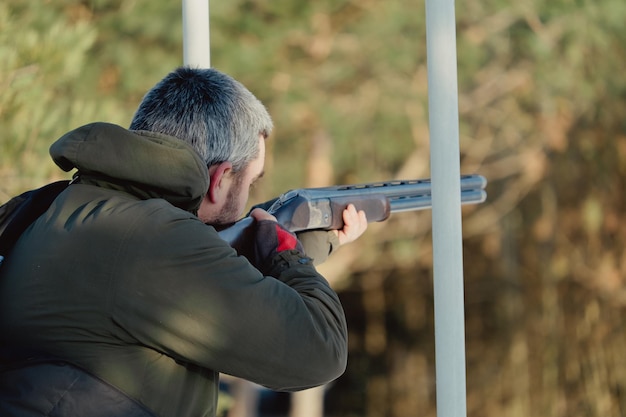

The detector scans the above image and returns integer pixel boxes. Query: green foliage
[2,1,626,416]
[210,0,429,191]
[1,2,91,189]
[0,0,182,196]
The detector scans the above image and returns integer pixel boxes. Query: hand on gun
[331,203,368,245]
[244,205,368,269]
[250,204,368,247]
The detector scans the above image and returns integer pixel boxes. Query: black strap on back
[0,181,70,265]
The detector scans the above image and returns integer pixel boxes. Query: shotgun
[218,174,487,249]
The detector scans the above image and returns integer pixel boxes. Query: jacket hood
[49,122,209,212]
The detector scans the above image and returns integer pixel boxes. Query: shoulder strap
[0,181,70,264]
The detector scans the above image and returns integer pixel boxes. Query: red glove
[250,220,306,275]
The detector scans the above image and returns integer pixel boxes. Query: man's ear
[207,162,233,204]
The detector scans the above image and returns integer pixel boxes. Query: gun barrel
[300,174,486,200]
[388,189,487,213]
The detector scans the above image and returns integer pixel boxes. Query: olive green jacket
[0,123,347,417]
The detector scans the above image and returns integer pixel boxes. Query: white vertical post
[424,0,467,416]
[182,0,211,68]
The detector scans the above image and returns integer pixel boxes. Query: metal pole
[182,0,211,68]
[424,0,468,416]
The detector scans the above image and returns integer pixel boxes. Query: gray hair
[129,67,273,172]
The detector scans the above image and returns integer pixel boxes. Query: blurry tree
[2,0,626,416]
[0,0,181,197]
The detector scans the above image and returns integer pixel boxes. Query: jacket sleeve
[296,230,340,266]
[109,213,348,391]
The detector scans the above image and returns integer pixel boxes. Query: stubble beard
[211,175,244,228]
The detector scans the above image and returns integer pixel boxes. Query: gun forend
[266,190,390,232]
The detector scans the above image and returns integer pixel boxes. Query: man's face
[202,135,266,226]
[211,174,245,226]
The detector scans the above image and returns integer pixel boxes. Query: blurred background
[2,0,626,416]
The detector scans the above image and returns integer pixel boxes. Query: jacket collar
[49,122,209,213]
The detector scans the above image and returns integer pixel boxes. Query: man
[0,67,367,417]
